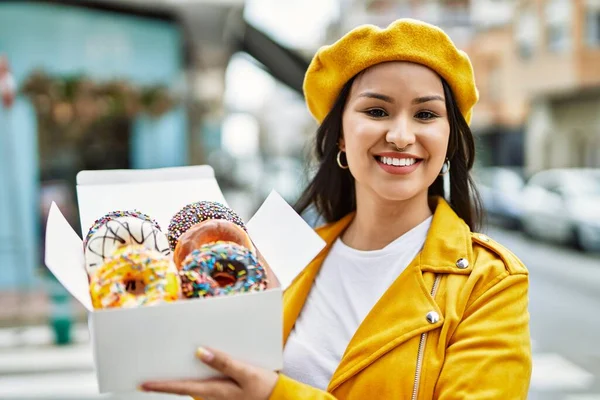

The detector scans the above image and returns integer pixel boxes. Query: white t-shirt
[282,216,432,390]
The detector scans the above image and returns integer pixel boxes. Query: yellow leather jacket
[270,198,532,399]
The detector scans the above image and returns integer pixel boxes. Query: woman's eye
[365,109,388,118]
[415,111,438,120]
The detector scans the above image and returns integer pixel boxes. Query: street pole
[1,56,72,346]
[0,55,28,339]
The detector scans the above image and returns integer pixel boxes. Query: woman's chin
[356,175,429,203]
[372,188,424,203]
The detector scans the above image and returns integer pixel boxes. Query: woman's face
[340,61,450,204]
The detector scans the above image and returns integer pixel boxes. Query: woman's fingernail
[196,347,215,362]
[137,384,147,392]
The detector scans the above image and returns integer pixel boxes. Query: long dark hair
[295,74,483,232]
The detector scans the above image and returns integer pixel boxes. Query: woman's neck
[341,190,433,251]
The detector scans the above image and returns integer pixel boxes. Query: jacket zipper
[411,274,442,400]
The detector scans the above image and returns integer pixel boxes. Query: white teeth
[380,157,416,166]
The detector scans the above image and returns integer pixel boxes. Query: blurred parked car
[475,167,526,229]
[521,168,600,252]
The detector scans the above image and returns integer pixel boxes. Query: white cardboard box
[44,166,326,394]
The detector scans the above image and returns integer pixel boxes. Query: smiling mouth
[375,155,423,167]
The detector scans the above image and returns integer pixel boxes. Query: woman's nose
[385,117,416,149]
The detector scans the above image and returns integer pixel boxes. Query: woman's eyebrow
[357,92,395,103]
[412,95,445,104]
[356,93,445,105]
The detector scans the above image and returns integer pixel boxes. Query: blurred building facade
[468,0,525,167]
[0,1,190,292]
[521,0,600,173]
[330,0,474,47]
[473,0,600,173]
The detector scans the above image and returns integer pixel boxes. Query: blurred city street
[1,0,600,398]
[0,226,598,399]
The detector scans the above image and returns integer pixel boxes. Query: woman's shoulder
[468,231,528,280]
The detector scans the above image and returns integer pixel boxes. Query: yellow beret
[303,18,479,125]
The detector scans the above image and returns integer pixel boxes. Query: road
[0,226,599,399]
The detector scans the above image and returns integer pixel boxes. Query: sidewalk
[0,323,182,399]
[0,322,89,350]
[0,291,87,328]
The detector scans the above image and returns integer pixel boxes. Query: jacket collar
[282,198,474,390]
[420,197,474,275]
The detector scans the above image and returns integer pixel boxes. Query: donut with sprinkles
[179,241,267,298]
[89,244,180,309]
[83,210,170,277]
[167,201,246,251]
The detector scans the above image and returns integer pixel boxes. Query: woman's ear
[338,138,346,152]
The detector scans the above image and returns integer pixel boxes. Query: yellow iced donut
[89,244,180,309]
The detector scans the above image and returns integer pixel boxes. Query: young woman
[141,18,532,399]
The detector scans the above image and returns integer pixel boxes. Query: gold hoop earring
[336,150,349,169]
[439,158,450,176]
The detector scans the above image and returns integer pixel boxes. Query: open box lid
[45,166,326,311]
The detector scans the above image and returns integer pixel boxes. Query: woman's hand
[140,347,279,400]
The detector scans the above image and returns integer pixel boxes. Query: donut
[89,244,180,309]
[179,241,267,298]
[173,219,254,269]
[84,210,170,276]
[167,201,246,251]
